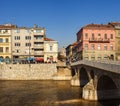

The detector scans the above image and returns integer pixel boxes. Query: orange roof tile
[0,24,17,29]
[83,24,114,29]
[109,22,120,26]
[44,37,55,41]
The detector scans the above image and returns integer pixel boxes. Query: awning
[27,57,35,61]
[35,58,44,62]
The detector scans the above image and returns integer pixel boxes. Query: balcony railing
[34,38,44,42]
[34,45,44,49]
[89,38,110,43]
[0,32,11,35]
[34,51,44,55]
[71,60,120,74]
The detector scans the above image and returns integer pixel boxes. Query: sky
[0,0,120,48]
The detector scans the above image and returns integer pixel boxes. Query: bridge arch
[71,68,76,76]
[79,67,89,87]
[90,70,94,80]
[97,75,117,100]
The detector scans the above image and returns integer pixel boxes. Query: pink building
[76,24,115,61]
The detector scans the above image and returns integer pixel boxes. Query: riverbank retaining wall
[0,64,57,80]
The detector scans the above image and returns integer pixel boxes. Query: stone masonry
[0,64,57,80]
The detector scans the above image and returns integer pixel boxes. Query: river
[0,80,119,106]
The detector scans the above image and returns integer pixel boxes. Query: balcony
[34,51,44,55]
[89,38,110,43]
[0,32,11,36]
[34,38,44,42]
[34,44,44,49]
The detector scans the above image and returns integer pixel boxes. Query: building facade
[44,37,58,63]
[109,22,120,60]
[66,42,78,63]
[75,24,116,61]
[0,24,58,63]
[0,24,16,60]
[11,25,46,60]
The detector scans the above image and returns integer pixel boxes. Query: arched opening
[90,70,94,79]
[97,75,117,100]
[5,56,10,63]
[110,54,114,60]
[71,68,76,76]
[0,56,3,62]
[79,67,89,87]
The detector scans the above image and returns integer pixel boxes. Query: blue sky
[0,0,120,48]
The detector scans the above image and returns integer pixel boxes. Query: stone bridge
[70,60,120,101]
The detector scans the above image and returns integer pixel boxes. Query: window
[36,29,43,33]
[25,36,31,40]
[91,55,95,61]
[14,29,20,33]
[50,46,53,51]
[92,33,95,40]
[97,55,101,60]
[16,50,19,53]
[26,29,30,33]
[104,45,107,50]
[15,36,20,40]
[85,33,88,39]
[6,47,9,53]
[0,38,3,42]
[110,45,113,50]
[98,33,101,39]
[104,34,107,39]
[85,44,88,50]
[118,31,120,36]
[5,29,8,33]
[35,36,43,40]
[110,34,113,39]
[84,57,88,60]
[98,44,101,50]
[15,43,20,46]
[6,38,9,42]
[104,54,108,60]
[36,30,41,33]
[0,47,3,52]
[91,44,95,50]
[25,43,31,46]
[84,55,89,60]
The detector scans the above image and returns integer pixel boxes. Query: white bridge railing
[71,60,120,74]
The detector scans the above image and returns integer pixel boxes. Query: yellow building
[109,22,120,60]
[0,24,16,61]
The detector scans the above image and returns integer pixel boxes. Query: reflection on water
[0,80,119,106]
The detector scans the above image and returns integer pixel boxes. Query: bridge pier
[71,60,120,101]
[70,68,80,86]
[82,79,120,100]
[70,71,80,86]
[82,79,98,100]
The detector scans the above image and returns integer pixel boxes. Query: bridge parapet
[71,60,120,74]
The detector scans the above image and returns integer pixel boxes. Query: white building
[44,37,58,63]
[11,26,46,60]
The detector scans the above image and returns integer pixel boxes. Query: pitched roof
[44,37,55,41]
[71,41,78,46]
[83,24,114,29]
[0,24,17,29]
[108,22,120,26]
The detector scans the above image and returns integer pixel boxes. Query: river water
[0,80,119,106]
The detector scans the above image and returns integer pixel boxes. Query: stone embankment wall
[53,67,72,80]
[0,64,57,80]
